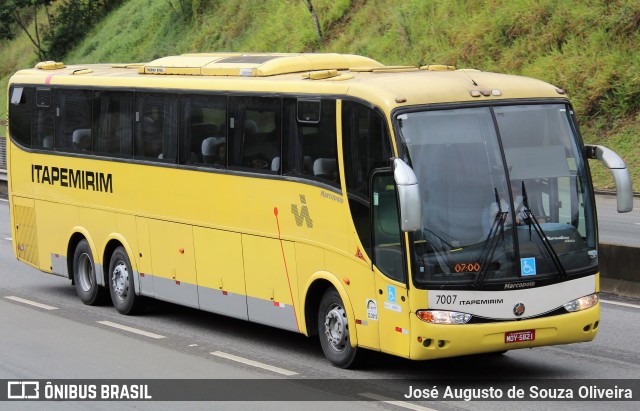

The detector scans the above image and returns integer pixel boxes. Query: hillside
[2,0,638,190]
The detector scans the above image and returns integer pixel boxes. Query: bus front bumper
[408,304,600,360]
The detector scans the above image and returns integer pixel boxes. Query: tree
[304,0,322,42]
[44,0,104,60]
[164,0,191,21]
[0,0,53,61]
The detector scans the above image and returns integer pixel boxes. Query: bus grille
[14,205,40,267]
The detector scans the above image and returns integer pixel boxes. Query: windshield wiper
[474,188,507,287]
[520,182,568,280]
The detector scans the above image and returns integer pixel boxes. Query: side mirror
[393,158,422,231]
[585,145,633,213]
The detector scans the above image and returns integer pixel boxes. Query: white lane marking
[359,392,438,411]
[3,237,11,241]
[6,296,58,310]
[210,351,298,376]
[601,299,640,309]
[0,198,8,203]
[97,320,165,339]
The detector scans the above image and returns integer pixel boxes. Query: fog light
[563,293,598,312]
[416,310,471,324]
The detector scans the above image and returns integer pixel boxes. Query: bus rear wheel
[318,288,359,368]
[108,246,143,315]
[73,239,107,305]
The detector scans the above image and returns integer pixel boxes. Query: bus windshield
[396,104,597,287]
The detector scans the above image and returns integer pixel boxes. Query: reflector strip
[273,301,286,308]
[395,327,409,334]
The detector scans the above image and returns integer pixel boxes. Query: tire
[73,239,108,305]
[108,246,143,315]
[318,288,359,368]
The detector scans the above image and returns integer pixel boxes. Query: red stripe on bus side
[273,207,300,332]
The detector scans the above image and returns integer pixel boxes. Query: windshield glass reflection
[396,104,596,287]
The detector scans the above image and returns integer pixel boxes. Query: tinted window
[135,93,178,161]
[283,99,340,186]
[9,86,33,147]
[372,172,404,282]
[341,101,392,254]
[32,88,54,149]
[93,91,133,157]
[180,94,227,166]
[229,97,281,173]
[342,101,391,197]
[55,89,92,152]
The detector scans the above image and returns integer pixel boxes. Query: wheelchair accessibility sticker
[521,257,537,276]
[387,285,396,303]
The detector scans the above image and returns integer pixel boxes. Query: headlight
[563,293,599,312]
[416,310,472,324]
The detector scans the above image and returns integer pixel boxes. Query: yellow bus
[6,53,633,368]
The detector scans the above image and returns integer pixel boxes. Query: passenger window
[93,91,133,157]
[54,89,92,152]
[229,97,281,174]
[283,98,340,187]
[32,88,54,149]
[9,86,33,148]
[134,93,178,161]
[180,94,227,166]
[342,101,392,254]
[342,101,391,197]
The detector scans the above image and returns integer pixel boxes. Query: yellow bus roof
[10,52,567,113]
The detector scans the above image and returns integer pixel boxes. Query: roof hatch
[138,53,384,77]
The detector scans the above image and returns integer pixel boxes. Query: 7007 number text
[435,294,457,305]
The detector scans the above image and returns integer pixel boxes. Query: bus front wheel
[318,288,358,368]
[73,239,107,305]
[108,246,143,315]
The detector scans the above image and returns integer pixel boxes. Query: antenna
[463,69,478,86]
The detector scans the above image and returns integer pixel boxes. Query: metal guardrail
[0,136,6,167]
[0,135,6,182]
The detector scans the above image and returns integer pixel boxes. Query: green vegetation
[2,0,638,190]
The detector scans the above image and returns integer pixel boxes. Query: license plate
[504,329,536,343]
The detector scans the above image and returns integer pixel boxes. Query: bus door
[371,171,411,357]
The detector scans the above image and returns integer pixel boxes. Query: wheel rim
[77,252,93,292]
[111,261,129,301]
[324,303,349,352]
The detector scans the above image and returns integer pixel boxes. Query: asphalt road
[595,194,640,247]
[1,198,639,410]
